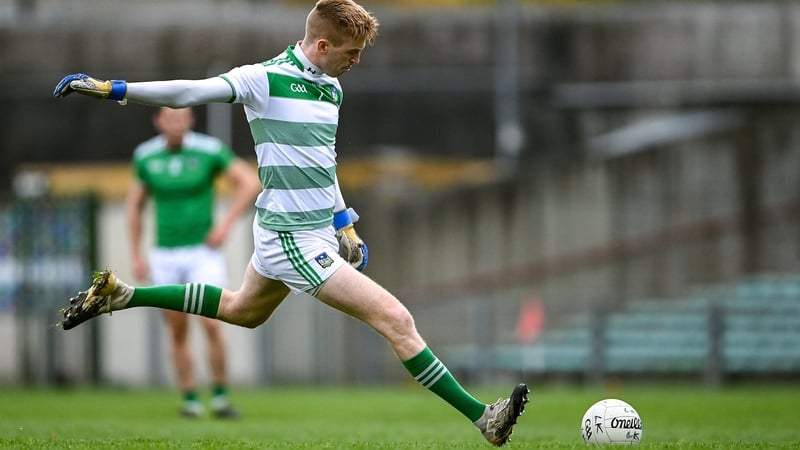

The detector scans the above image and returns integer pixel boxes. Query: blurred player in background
[55,0,529,445]
[128,106,260,418]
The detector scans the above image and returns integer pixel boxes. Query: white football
[581,398,643,445]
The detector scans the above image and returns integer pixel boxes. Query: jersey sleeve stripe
[219,75,238,103]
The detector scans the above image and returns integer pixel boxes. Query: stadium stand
[442,275,800,380]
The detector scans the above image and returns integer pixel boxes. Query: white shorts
[149,244,228,287]
[250,219,346,295]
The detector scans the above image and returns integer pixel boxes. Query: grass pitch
[1,383,798,449]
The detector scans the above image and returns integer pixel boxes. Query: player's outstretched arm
[54,73,233,108]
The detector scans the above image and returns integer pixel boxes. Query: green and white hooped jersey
[220,45,343,232]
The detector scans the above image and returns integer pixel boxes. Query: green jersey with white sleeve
[133,131,235,248]
[220,44,343,232]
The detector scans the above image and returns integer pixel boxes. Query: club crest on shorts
[314,252,334,268]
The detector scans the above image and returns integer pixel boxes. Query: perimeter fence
[0,195,97,385]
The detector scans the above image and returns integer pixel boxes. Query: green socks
[184,390,199,403]
[127,283,222,318]
[212,385,227,398]
[402,347,486,422]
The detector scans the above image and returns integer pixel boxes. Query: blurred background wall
[1,0,799,387]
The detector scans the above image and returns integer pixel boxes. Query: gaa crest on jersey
[329,86,339,103]
[314,252,334,268]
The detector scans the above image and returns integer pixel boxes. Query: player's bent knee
[382,302,417,334]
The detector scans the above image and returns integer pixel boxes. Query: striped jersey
[132,131,235,247]
[220,45,343,232]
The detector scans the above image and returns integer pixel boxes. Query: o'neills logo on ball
[610,417,642,430]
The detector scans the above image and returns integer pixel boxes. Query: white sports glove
[333,208,368,272]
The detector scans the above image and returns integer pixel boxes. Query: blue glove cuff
[357,242,369,272]
[333,208,359,230]
[333,210,351,229]
[108,80,127,101]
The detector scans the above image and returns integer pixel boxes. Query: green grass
[1,383,798,448]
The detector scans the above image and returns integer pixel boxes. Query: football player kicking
[54,0,529,445]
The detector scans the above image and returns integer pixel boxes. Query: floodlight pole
[494,0,524,174]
